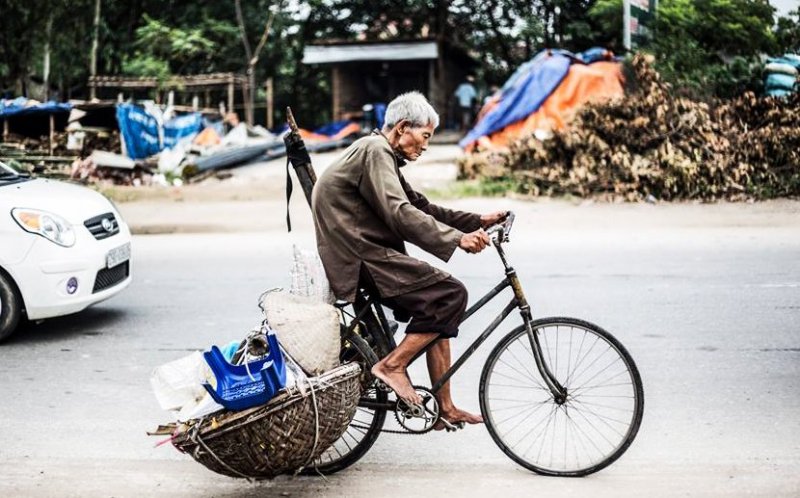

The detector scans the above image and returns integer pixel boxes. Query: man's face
[396,122,435,161]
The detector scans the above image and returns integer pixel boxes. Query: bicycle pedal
[439,418,465,432]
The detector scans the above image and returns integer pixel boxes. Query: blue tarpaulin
[0,97,72,118]
[374,103,387,129]
[459,52,572,148]
[116,104,202,159]
[164,112,203,149]
[116,104,161,159]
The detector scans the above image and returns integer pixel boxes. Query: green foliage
[2,0,797,122]
[643,0,779,99]
[585,0,624,50]
[121,15,236,81]
[0,0,49,94]
[121,55,172,81]
[425,178,518,199]
[775,9,800,53]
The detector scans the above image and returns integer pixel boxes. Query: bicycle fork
[507,266,568,404]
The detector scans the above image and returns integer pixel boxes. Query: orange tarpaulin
[193,127,222,146]
[473,61,624,151]
[298,122,361,142]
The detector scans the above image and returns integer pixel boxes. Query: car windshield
[0,160,31,184]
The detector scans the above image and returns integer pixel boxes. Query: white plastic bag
[289,245,334,304]
[179,392,224,422]
[150,351,213,412]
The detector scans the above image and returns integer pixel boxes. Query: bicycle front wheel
[480,317,644,477]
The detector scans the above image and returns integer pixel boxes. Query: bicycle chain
[348,422,424,435]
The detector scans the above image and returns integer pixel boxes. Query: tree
[775,8,800,53]
[0,0,50,95]
[1,0,795,117]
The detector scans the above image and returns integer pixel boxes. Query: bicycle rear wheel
[306,332,387,475]
[480,317,643,477]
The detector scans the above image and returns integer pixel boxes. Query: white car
[0,161,132,342]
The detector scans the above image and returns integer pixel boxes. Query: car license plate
[106,242,131,268]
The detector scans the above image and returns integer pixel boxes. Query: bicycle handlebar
[486,211,515,244]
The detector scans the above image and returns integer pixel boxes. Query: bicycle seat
[202,330,287,411]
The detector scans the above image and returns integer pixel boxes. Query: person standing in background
[454,76,477,132]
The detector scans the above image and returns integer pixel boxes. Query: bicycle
[306,212,643,477]
[283,111,644,477]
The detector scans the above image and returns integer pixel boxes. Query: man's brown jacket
[311,132,481,302]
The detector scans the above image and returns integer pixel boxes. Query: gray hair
[383,91,440,130]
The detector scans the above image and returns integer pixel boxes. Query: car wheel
[0,271,22,343]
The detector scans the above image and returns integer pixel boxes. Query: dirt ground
[111,144,800,235]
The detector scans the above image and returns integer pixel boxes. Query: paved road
[1,200,799,497]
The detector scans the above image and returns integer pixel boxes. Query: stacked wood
[1,129,125,180]
[459,54,800,201]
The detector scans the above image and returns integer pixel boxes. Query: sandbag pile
[764,55,799,97]
[459,53,800,201]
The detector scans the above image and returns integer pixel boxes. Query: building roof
[303,40,438,65]
[88,73,246,90]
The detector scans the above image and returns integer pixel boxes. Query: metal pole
[89,0,102,100]
[227,78,234,119]
[265,78,274,130]
[623,0,632,51]
[44,15,52,101]
[49,114,55,156]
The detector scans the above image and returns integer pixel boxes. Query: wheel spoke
[569,370,632,396]
[566,334,601,386]
[489,383,548,390]
[481,321,643,476]
[496,356,539,385]
[563,406,604,465]
[496,399,550,433]
[506,342,548,389]
[569,348,620,389]
[565,329,589,384]
[570,401,622,447]
[568,399,634,413]
[569,398,632,429]
[528,404,558,461]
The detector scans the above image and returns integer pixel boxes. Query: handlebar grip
[504,211,515,237]
[486,211,515,242]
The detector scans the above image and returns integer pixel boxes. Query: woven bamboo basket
[172,362,361,479]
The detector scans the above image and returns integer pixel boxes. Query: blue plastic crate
[203,330,286,411]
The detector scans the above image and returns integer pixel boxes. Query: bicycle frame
[345,229,567,408]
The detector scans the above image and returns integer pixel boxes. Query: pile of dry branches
[459,54,799,201]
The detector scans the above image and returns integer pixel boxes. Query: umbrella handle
[286,107,299,133]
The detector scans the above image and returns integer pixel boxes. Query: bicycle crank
[394,386,440,434]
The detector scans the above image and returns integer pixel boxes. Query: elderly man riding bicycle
[311,91,507,428]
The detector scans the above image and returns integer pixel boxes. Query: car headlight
[11,208,76,247]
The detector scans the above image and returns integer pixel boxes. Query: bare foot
[434,407,484,431]
[371,362,422,405]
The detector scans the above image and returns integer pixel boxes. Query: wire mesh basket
[172,362,361,479]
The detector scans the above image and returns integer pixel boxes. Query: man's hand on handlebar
[459,229,490,254]
[480,211,510,229]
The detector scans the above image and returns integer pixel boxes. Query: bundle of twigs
[459,54,800,201]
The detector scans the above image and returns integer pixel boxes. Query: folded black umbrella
[284,107,318,231]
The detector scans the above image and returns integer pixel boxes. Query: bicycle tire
[480,317,644,477]
[304,332,387,475]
